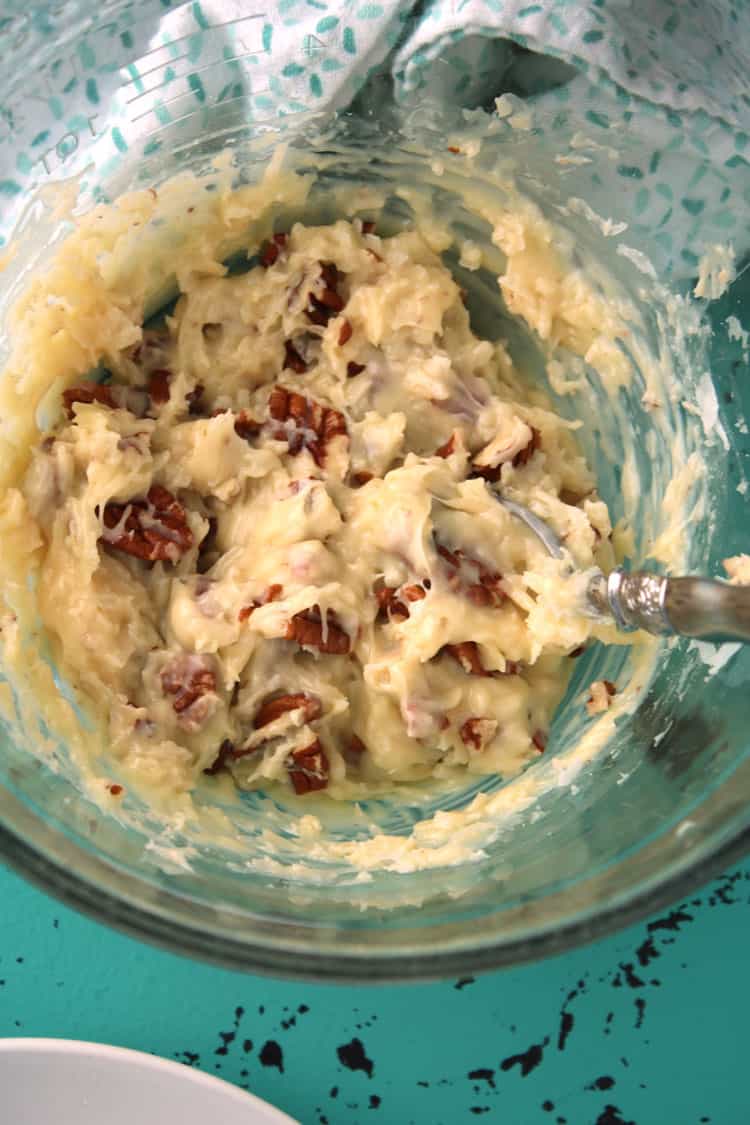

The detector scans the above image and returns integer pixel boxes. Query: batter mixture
[13,218,617,800]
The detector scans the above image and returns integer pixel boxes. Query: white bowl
[0,1038,298,1125]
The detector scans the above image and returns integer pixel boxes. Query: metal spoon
[495,494,750,644]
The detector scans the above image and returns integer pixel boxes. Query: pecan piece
[350,470,373,488]
[238,583,283,622]
[361,221,376,235]
[338,319,353,346]
[435,537,505,607]
[286,607,351,655]
[267,385,347,466]
[306,262,346,326]
[435,432,458,458]
[203,738,235,776]
[512,426,542,468]
[287,738,330,795]
[460,717,498,750]
[160,653,216,714]
[531,729,548,752]
[444,642,487,676]
[62,382,116,418]
[148,369,171,406]
[253,692,322,729]
[101,484,193,563]
[234,411,261,442]
[346,361,366,378]
[284,339,308,374]
[261,232,289,267]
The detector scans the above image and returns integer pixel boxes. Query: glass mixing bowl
[0,1,748,980]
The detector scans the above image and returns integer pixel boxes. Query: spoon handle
[587,568,750,643]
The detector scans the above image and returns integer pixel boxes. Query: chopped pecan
[350,470,374,488]
[531,729,547,752]
[307,262,346,326]
[322,406,347,444]
[203,738,236,776]
[268,385,347,466]
[460,717,498,750]
[444,642,487,676]
[63,382,116,418]
[234,411,261,442]
[261,232,289,267]
[238,583,283,622]
[435,432,458,458]
[284,339,308,374]
[148,369,171,406]
[287,738,330,795]
[202,322,222,341]
[348,734,367,756]
[374,584,407,623]
[447,146,460,154]
[512,426,541,468]
[286,607,351,655]
[160,653,216,714]
[101,484,194,563]
[253,692,322,729]
[108,783,124,796]
[361,221,376,235]
[338,319,353,346]
[347,361,366,378]
[435,537,505,607]
[401,584,427,603]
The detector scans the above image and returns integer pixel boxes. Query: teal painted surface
[0,860,747,1124]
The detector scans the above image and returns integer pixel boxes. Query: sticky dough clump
[13,219,618,798]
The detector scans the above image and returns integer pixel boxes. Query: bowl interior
[0,32,749,976]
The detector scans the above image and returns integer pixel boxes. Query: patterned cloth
[1,0,748,281]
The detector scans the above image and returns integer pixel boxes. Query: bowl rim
[1,793,748,982]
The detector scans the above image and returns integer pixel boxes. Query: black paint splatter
[337,1037,374,1078]
[634,998,646,1029]
[557,1010,574,1051]
[242,1039,253,1054]
[470,1109,490,1116]
[595,1106,636,1125]
[369,1094,381,1109]
[587,1076,615,1091]
[468,1068,495,1089]
[215,1031,235,1056]
[500,1037,548,1077]
[542,1101,555,1112]
[635,937,659,967]
[647,907,693,934]
[455,976,476,990]
[618,962,645,989]
[259,1040,284,1073]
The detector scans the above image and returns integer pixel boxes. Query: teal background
[0,859,746,1124]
